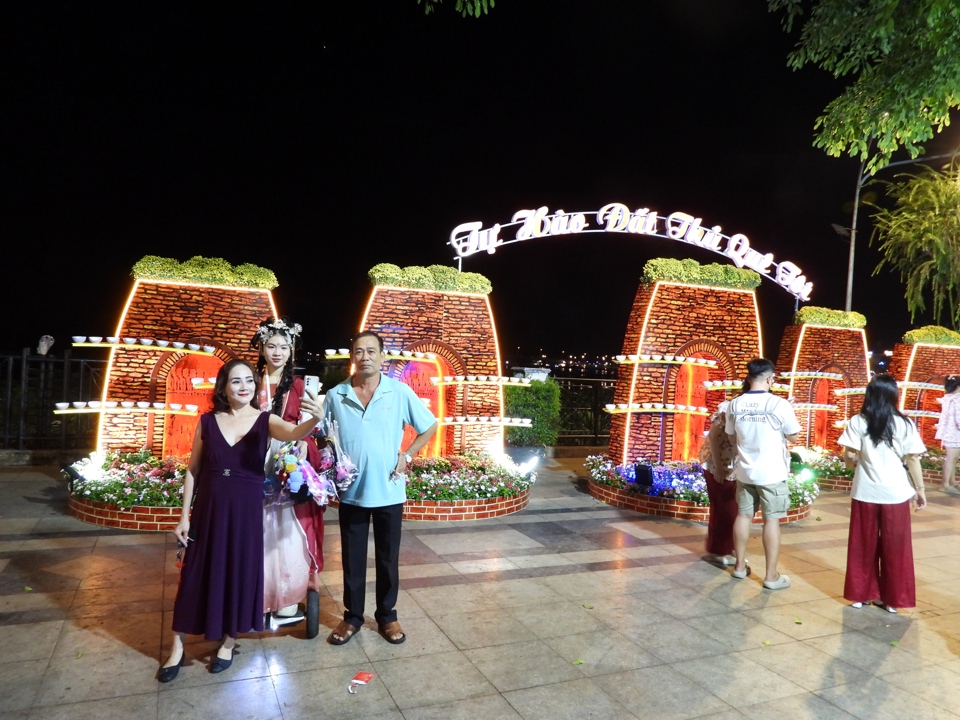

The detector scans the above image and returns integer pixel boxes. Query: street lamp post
[837,151,958,312]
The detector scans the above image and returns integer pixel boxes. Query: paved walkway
[1,459,959,720]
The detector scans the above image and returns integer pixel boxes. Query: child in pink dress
[935,375,960,495]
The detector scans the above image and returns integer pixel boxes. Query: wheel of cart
[306,588,320,639]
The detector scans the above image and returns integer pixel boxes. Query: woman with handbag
[699,401,738,566]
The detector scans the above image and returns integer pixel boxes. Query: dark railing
[1,353,611,452]
[554,377,616,446]
[0,349,107,450]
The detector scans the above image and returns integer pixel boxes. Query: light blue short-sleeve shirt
[322,373,437,508]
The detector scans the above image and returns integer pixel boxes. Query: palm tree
[871,161,960,329]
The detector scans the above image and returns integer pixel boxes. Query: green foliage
[418,0,494,18]
[366,264,493,294]
[641,258,761,290]
[769,0,960,172]
[871,162,960,328]
[504,379,561,447]
[401,266,435,289]
[902,325,960,346]
[456,271,493,294]
[233,263,278,288]
[179,256,236,285]
[793,306,867,328]
[368,263,404,286]
[427,264,460,291]
[131,255,278,288]
[131,255,181,280]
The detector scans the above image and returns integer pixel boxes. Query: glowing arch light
[449,203,813,301]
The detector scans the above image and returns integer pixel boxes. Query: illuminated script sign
[449,203,812,301]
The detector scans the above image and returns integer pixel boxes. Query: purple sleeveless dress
[172,412,269,639]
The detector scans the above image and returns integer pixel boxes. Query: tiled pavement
[2,458,960,720]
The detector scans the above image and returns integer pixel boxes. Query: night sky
[5,2,958,362]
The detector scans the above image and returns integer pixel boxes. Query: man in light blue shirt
[323,330,437,646]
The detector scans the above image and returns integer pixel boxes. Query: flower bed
[340,453,536,522]
[585,455,819,524]
[65,450,186,508]
[586,479,812,524]
[66,450,536,529]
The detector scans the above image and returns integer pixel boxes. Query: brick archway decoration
[775,324,870,449]
[888,342,960,446]
[100,279,274,454]
[609,281,762,465]
[360,286,503,454]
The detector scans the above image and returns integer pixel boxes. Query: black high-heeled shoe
[158,652,184,683]
[210,646,234,674]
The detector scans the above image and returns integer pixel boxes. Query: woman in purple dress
[158,359,322,682]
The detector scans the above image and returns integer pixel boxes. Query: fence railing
[1,354,612,453]
[1,349,107,451]
[554,377,615,446]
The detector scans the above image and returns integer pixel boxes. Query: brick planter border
[818,475,853,493]
[68,495,180,532]
[326,488,533,522]
[70,488,533,531]
[587,479,812,524]
[820,470,942,494]
[401,488,531,521]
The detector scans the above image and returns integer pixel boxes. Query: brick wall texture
[102,280,273,454]
[608,282,762,464]
[888,343,960,446]
[775,325,870,450]
[361,287,503,454]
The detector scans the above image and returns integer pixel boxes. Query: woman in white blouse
[838,374,927,613]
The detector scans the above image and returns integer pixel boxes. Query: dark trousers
[844,498,916,608]
[338,501,403,628]
[704,469,737,556]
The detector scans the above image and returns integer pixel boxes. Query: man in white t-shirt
[725,358,800,590]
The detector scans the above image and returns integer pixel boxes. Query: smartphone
[302,375,321,421]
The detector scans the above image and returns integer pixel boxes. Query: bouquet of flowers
[318,417,359,493]
[271,442,338,506]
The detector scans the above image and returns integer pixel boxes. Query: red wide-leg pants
[843,498,916,608]
[704,469,737,556]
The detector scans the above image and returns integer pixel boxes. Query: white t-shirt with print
[725,391,801,486]
[837,413,925,504]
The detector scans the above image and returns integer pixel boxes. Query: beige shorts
[737,480,790,519]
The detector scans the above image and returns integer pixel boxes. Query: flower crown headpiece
[252,318,303,348]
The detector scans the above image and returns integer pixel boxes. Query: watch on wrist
[403,452,413,464]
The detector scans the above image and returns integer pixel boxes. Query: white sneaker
[851,602,863,609]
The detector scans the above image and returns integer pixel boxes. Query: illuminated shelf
[430,376,530,387]
[780,371,843,380]
[326,349,440,361]
[440,417,531,426]
[604,407,709,416]
[614,356,718,367]
[904,410,941,418]
[72,342,215,356]
[901,382,944,391]
[54,408,199,416]
[703,382,791,392]
[792,403,839,411]
[834,388,866,396]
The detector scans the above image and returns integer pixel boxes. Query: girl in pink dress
[935,375,960,495]
[253,318,326,628]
